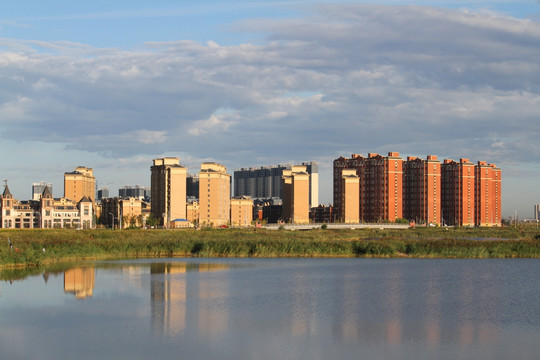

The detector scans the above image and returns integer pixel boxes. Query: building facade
[101,197,147,229]
[441,159,476,226]
[230,196,253,227]
[198,162,231,226]
[64,166,96,203]
[32,182,53,201]
[150,157,187,227]
[474,161,501,227]
[97,187,110,201]
[234,162,319,207]
[1,184,93,229]
[333,152,501,226]
[119,185,150,200]
[282,165,310,224]
[341,169,360,223]
[403,155,441,225]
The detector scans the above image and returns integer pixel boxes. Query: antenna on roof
[2,179,7,188]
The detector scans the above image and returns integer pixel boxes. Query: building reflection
[150,262,230,338]
[64,267,95,299]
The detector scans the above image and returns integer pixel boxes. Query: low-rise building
[0,184,93,229]
[230,196,253,227]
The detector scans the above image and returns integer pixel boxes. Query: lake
[1,258,539,360]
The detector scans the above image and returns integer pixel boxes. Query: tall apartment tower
[441,158,476,226]
[333,154,364,219]
[282,165,310,224]
[333,152,403,222]
[302,162,319,207]
[198,162,231,226]
[535,204,540,221]
[150,157,187,227]
[363,152,403,222]
[186,174,200,200]
[475,161,501,226]
[341,169,360,223]
[64,166,95,203]
[403,155,441,225]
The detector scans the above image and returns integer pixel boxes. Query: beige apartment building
[198,162,231,227]
[282,165,310,224]
[150,157,187,228]
[101,197,148,229]
[341,169,360,223]
[230,196,253,227]
[186,201,200,225]
[64,166,96,203]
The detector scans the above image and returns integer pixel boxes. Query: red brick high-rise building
[475,161,501,226]
[333,152,403,223]
[334,152,501,226]
[403,155,441,225]
[441,158,476,226]
[363,152,403,222]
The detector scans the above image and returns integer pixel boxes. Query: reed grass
[0,227,539,269]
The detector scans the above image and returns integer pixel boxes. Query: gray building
[32,182,53,201]
[187,174,199,200]
[234,162,319,207]
[119,185,150,200]
[97,187,110,200]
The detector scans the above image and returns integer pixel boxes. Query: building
[97,187,110,201]
[310,204,335,223]
[187,174,199,200]
[403,155,441,225]
[535,205,540,221]
[282,165,310,224]
[230,196,253,227]
[363,152,403,223]
[32,182,53,201]
[474,161,501,227]
[186,201,200,225]
[150,157,187,228]
[64,166,96,203]
[101,197,148,229]
[119,185,150,200]
[333,154,364,221]
[441,159,476,226]
[341,169,360,223]
[198,162,231,227]
[234,162,319,206]
[1,184,93,229]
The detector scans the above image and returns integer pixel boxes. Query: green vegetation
[0,226,540,269]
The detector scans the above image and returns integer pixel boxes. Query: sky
[1,1,539,219]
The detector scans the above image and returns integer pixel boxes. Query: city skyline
[1,1,539,219]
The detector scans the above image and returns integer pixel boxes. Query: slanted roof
[2,185,12,197]
[79,196,92,203]
[42,185,52,197]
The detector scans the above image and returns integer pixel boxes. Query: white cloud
[1,4,540,210]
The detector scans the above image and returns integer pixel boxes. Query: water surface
[1,258,539,360]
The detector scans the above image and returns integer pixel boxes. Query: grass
[1,226,540,271]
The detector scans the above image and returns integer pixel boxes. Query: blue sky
[1,1,540,219]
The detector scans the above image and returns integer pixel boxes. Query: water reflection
[64,267,95,299]
[149,262,231,338]
[0,259,539,360]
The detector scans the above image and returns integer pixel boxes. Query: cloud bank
[1,4,539,208]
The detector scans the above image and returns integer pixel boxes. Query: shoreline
[1,227,539,271]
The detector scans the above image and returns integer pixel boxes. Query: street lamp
[109,212,115,230]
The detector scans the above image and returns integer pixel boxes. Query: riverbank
[1,227,539,270]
